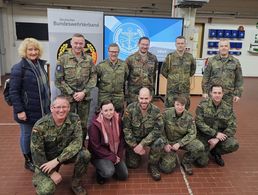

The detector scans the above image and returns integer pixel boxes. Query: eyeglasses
[108,50,119,54]
[53,106,69,110]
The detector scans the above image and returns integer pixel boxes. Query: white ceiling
[6,0,258,19]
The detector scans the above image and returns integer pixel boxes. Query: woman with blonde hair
[9,38,50,172]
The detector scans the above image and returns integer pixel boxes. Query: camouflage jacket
[123,102,163,147]
[31,113,83,169]
[202,54,243,96]
[126,51,158,94]
[96,59,128,95]
[195,98,237,138]
[161,51,196,94]
[163,107,196,147]
[55,50,97,101]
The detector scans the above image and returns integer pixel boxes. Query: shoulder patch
[56,64,63,72]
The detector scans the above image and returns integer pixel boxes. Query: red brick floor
[0,78,258,195]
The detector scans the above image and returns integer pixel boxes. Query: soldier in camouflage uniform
[126,37,158,104]
[161,36,196,110]
[96,43,128,113]
[160,96,204,175]
[123,87,164,181]
[31,95,91,195]
[202,38,243,106]
[55,33,97,138]
[195,84,239,167]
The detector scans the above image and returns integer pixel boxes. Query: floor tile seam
[176,154,194,195]
[0,123,18,126]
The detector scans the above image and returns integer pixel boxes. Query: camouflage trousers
[70,100,90,139]
[125,138,164,168]
[32,149,91,195]
[165,92,191,110]
[196,136,239,167]
[223,93,234,107]
[159,139,204,173]
[98,92,125,113]
[127,93,138,105]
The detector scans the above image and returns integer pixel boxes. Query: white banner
[47,8,103,100]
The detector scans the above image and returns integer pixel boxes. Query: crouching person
[195,84,239,167]
[160,96,205,175]
[123,87,164,181]
[88,100,128,184]
[31,95,91,195]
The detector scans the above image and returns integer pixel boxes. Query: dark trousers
[93,159,128,180]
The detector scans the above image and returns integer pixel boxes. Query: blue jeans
[93,159,128,180]
[19,123,33,154]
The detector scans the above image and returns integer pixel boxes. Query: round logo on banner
[113,22,145,55]
[57,38,98,64]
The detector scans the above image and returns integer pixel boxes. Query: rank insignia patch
[56,64,63,72]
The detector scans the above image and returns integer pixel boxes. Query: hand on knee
[50,172,62,185]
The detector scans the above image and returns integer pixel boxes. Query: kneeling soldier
[31,95,91,195]
[160,96,204,175]
[123,87,164,181]
[195,84,239,167]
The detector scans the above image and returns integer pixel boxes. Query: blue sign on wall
[104,15,184,61]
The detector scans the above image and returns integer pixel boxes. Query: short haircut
[94,100,114,114]
[100,99,114,109]
[174,96,187,105]
[108,43,120,52]
[51,95,70,106]
[139,87,151,97]
[138,36,150,44]
[210,84,224,92]
[176,35,186,41]
[219,38,230,47]
[72,33,85,39]
[18,38,43,58]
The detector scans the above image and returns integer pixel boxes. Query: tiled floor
[0,78,258,195]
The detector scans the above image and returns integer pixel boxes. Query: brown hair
[174,96,187,105]
[176,35,186,41]
[100,100,114,109]
[210,84,224,92]
[108,43,120,52]
[138,36,150,44]
[72,33,85,39]
[95,100,115,114]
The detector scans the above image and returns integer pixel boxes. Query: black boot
[148,164,161,181]
[24,153,35,172]
[96,172,105,185]
[210,150,224,167]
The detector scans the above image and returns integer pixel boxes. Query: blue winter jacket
[9,58,50,125]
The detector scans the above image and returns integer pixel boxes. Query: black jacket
[9,58,50,124]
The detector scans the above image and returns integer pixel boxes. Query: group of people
[8,33,243,195]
